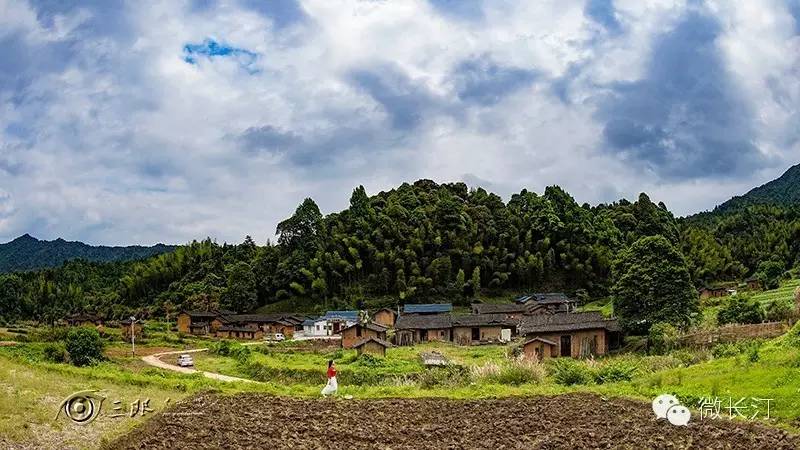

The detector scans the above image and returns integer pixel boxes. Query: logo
[55,390,106,425]
[652,394,691,426]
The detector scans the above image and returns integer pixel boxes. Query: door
[471,327,480,341]
[420,330,428,342]
[560,335,572,357]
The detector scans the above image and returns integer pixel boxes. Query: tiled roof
[395,314,453,330]
[451,314,517,327]
[514,293,574,305]
[321,311,359,321]
[471,303,527,314]
[218,325,260,333]
[341,322,388,333]
[402,303,453,314]
[518,312,618,334]
[353,337,392,348]
[523,337,558,346]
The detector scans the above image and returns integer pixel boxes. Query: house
[518,312,620,359]
[402,303,453,315]
[340,322,388,349]
[522,337,558,360]
[176,310,234,335]
[303,311,359,337]
[223,314,296,338]
[119,318,143,341]
[699,286,729,300]
[514,293,576,314]
[215,325,263,340]
[451,314,517,345]
[395,314,453,345]
[745,276,761,291]
[470,303,527,319]
[373,307,398,328]
[65,313,103,327]
[353,337,392,357]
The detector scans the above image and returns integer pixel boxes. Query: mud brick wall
[679,322,789,346]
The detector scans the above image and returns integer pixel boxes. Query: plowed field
[109,393,799,449]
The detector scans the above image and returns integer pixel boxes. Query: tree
[612,235,698,334]
[756,260,785,290]
[276,198,323,254]
[0,274,25,321]
[221,262,257,313]
[65,327,104,366]
[717,296,765,325]
[471,267,481,298]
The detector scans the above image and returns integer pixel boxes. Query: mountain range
[0,234,176,273]
[714,163,800,213]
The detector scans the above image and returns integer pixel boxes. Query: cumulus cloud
[0,0,799,245]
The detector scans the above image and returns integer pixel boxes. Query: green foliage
[42,342,67,363]
[717,296,765,325]
[417,365,471,389]
[612,236,698,334]
[549,358,592,386]
[647,322,679,354]
[764,300,794,322]
[65,327,104,366]
[593,360,637,384]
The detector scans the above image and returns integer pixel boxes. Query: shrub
[717,296,765,325]
[42,342,67,363]
[594,360,637,384]
[352,353,384,367]
[746,345,760,363]
[648,322,679,354]
[669,349,710,366]
[417,365,471,389]
[550,358,592,386]
[765,301,794,322]
[65,327,104,366]
[489,359,547,386]
[30,326,70,343]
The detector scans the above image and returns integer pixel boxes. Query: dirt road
[141,349,256,383]
[109,393,799,449]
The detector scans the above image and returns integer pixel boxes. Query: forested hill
[2,176,799,323]
[713,164,800,212]
[0,234,176,273]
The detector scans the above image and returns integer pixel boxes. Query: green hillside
[0,234,176,273]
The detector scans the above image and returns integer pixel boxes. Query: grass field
[3,306,800,448]
[752,278,800,306]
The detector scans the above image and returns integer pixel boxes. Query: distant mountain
[0,234,176,273]
[714,164,800,212]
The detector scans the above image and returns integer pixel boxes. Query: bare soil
[108,393,799,449]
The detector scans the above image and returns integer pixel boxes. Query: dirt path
[141,349,257,383]
[109,393,799,449]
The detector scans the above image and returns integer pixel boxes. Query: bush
[765,301,794,322]
[65,327,104,366]
[717,296,765,325]
[42,342,67,363]
[669,349,710,366]
[485,359,546,386]
[30,327,70,343]
[711,340,763,359]
[550,358,592,386]
[594,360,637,384]
[648,322,679,354]
[417,365,471,389]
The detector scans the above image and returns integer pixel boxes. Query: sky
[1,0,799,246]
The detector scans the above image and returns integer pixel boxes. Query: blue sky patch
[183,38,258,72]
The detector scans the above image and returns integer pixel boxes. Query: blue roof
[403,303,453,314]
[321,310,359,320]
[302,319,316,326]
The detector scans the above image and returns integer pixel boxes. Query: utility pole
[129,316,137,356]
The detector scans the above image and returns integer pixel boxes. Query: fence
[678,322,789,347]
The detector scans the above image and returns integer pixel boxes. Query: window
[356,326,362,337]
[316,325,320,331]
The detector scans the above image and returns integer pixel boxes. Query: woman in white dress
[321,359,338,396]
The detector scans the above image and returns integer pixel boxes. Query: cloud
[451,55,538,105]
[1,0,799,245]
[595,9,767,179]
